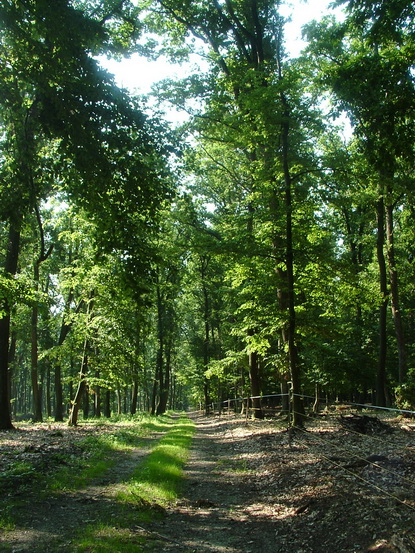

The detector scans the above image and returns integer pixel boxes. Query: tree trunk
[68,341,89,426]
[280,93,303,426]
[157,341,171,415]
[94,371,101,418]
[104,389,111,418]
[131,377,138,415]
[204,377,210,416]
[8,330,17,417]
[116,386,122,416]
[385,198,407,384]
[155,277,165,415]
[83,384,90,419]
[54,289,75,422]
[0,225,21,430]
[248,346,263,419]
[31,261,43,422]
[376,194,388,407]
[46,360,52,418]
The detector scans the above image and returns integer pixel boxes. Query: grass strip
[48,414,174,492]
[0,414,175,530]
[118,413,195,509]
[73,414,195,553]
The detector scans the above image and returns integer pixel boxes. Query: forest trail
[147,413,280,553]
[0,433,158,553]
[1,413,415,553]
[148,413,415,553]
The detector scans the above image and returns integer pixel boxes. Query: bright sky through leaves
[99,0,342,95]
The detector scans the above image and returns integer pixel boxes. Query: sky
[99,0,343,97]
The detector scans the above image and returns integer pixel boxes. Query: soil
[1,411,415,553]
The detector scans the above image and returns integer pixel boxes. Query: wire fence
[206,391,415,419]
[202,390,415,514]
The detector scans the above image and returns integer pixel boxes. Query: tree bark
[280,92,303,426]
[31,260,43,422]
[68,340,89,426]
[131,377,139,415]
[54,289,75,421]
[385,197,407,384]
[248,345,263,419]
[0,224,21,429]
[376,194,388,407]
[68,295,94,426]
[104,389,111,418]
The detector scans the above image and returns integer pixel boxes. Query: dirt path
[1,413,415,553]
[0,435,157,553]
[148,413,279,553]
[148,413,415,553]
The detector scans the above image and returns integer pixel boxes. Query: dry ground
[1,411,415,553]
[150,412,415,553]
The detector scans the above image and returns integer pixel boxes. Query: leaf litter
[0,413,414,553]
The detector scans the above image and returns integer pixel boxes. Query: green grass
[73,524,148,553]
[0,413,194,552]
[47,416,172,493]
[117,414,195,510]
[72,413,195,553]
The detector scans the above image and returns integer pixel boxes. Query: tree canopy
[1,0,415,427]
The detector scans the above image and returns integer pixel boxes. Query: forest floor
[0,410,415,553]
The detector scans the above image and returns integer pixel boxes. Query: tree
[0,0,171,427]
[304,2,415,403]
[143,0,327,422]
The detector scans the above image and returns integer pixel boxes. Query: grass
[48,414,174,493]
[74,524,148,553]
[0,413,194,552]
[117,414,195,509]
[72,413,195,553]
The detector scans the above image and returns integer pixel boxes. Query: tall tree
[0,0,170,427]
[144,0,323,422]
[304,2,415,403]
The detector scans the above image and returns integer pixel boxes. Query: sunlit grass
[47,416,170,492]
[73,523,148,553]
[117,415,195,510]
[73,414,195,552]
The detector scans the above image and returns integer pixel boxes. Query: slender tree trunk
[116,386,122,415]
[94,371,101,418]
[68,340,89,426]
[8,330,17,417]
[54,289,75,421]
[376,194,388,407]
[68,295,94,426]
[31,261,43,422]
[248,343,263,419]
[201,271,212,416]
[131,377,138,415]
[204,378,210,415]
[104,389,111,418]
[385,198,407,384]
[46,361,52,418]
[155,277,165,415]
[280,94,303,426]
[157,341,171,415]
[0,225,21,430]
[83,384,90,419]
[151,375,158,415]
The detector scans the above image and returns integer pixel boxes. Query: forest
[1,0,415,430]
